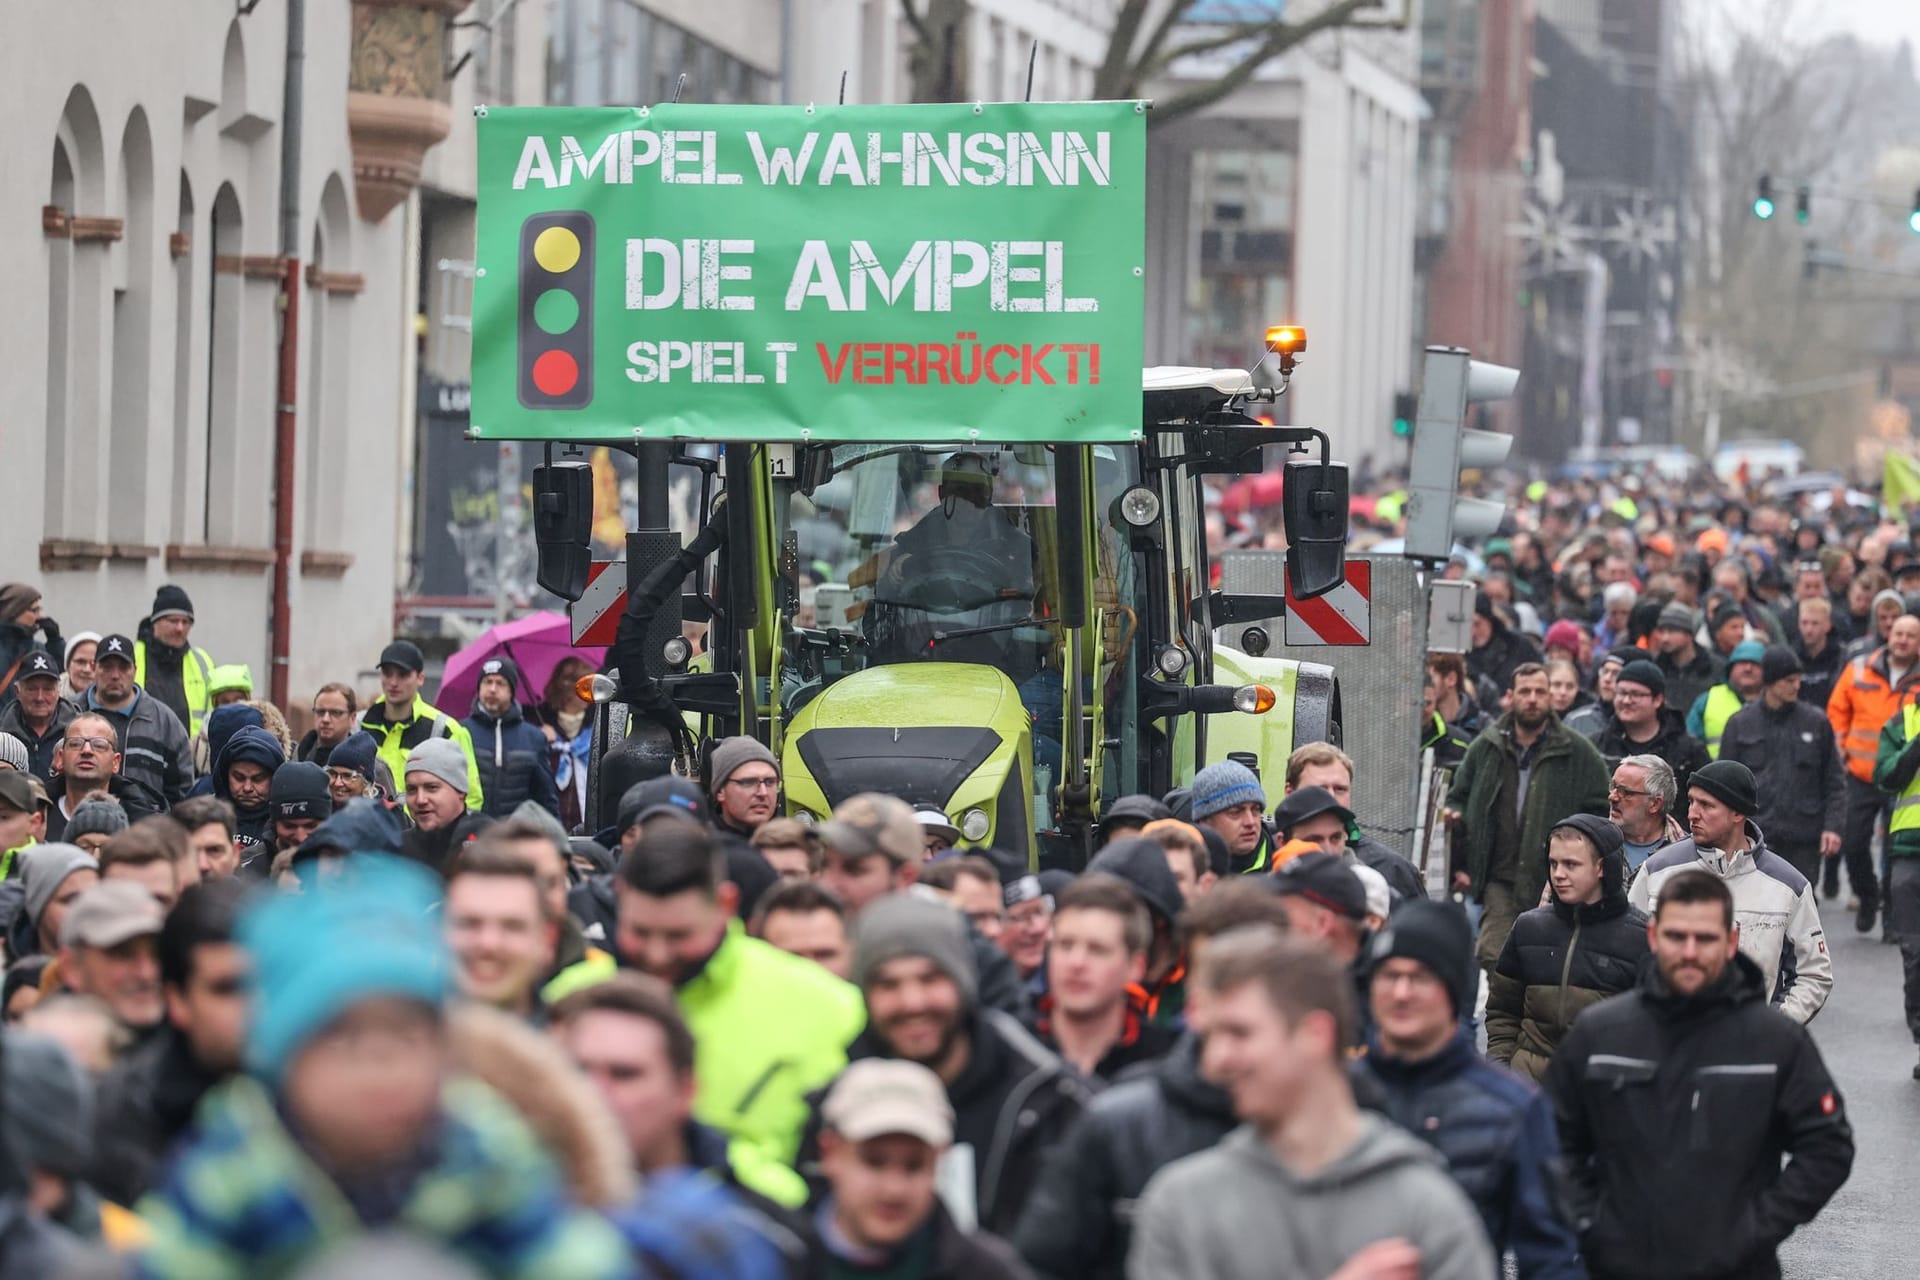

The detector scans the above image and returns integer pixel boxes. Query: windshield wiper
[926,616,1060,648]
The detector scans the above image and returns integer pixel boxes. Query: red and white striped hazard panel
[1283,559,1371,646]
[570,560,626,645]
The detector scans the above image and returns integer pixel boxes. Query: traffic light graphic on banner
[518,212,594,410]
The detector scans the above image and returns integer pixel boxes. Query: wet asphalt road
[1778,909,1918,1278]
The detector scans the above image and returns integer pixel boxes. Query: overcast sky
[1810,0,1920,52]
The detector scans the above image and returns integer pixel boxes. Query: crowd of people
[0,475,1883,1279]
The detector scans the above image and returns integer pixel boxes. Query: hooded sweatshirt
[211,726,285,870]
[1128,1116,1494,1280]
[186,705,264,798]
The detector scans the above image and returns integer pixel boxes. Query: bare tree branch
[1151,0,1375,124]
[1094,0,1158,101]
[896,0,931,46]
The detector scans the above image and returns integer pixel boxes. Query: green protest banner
[471,101,1145,442]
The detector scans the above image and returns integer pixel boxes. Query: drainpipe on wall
[270,0,306,708]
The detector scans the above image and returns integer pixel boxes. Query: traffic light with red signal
[518,211,594,410]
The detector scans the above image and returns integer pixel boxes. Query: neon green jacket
[134,641,214,737]
[360,694,485,811]
[680,923,865,1173]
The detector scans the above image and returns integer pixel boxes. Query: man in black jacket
[1593,660,1710,803]
[1720,646,1846,884]
[1544,870,1853,1280]
[87,880,247,1207]
[807,893,1088,1238]
[1652,604,1723,717]
[1011,881,1291,1280]
[1469,591,1542,707]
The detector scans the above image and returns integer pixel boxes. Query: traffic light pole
[269,0,305,709]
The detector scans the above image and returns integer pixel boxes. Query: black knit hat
[269,762,334,823]
[1364,899,1478,1019]
[149,584,195,623]
[1760,644,1803,685]
[1689,759,1758,816]
[1614,659,1666,698]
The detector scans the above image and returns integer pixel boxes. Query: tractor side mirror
[532,462,594,601]
[1283,458,1349,600]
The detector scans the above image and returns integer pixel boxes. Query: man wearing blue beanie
[137,855,631,1278]
[1189,760,1273,874]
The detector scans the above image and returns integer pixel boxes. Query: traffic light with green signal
[1393,391,1417,438]
[1753,175,1775,220]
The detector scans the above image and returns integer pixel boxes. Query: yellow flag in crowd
[1885,451,1920,514]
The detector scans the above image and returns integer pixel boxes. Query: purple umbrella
[434,611,605,717]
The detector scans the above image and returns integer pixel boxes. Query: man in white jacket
[1629,758,1832,1023]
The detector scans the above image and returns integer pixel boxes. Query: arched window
[203,183,244,543]
[44,85,106,540]
[107,108,155,543]
[170,172,198,543]
[302,174,358,551]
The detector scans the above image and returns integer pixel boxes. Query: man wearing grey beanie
[8,843,99,961]
[830,891,1087,1236]
[400,738,492,875]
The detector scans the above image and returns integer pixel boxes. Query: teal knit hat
[1727,640,1767,668]
[240,854,450,1083]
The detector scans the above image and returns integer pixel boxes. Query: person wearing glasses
[705,736,782,858]
[1593,659,1709,802]
[45,712,164,840]
[1608,754,1684,874]
[294,683,358,766]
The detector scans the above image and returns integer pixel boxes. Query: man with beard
[208,725,285,873]
[811,892,1087,1237]
[1594,660,1709,800]
[132,585,217,738]
[1828,612,1920,931]
[1444,663,1610,970]
[1545,871,1852,1280]
[0,649,75,781]
[85,635,194,805]
[1720,647,1845,885]
[1652,605,1723,724]
[613,821,862,1180]
[1629,760,1831,1024]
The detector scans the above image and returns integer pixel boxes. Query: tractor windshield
[780,445,1060,698]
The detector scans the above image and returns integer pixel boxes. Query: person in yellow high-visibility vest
[1686,640,1765,759]
[1871,691,1920,1079]
[360,640,484,812]
[135,585,216,738]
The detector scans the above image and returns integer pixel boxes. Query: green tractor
[550,361,1347,870]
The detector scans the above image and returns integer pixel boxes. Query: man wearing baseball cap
[1269,852,1371,967]
[1595,659,1709,799]
[819,792,1032,1018]
[0,647,75,781]
[85,633,194,805]
[58,880,167,1041]
[360,639,484,813]
[1629,758,1831,1024]
[816,1058,1031,1278]
[822,893,1086,1236]
[0,772,37,875]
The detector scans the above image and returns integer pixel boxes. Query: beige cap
[818,793,922,866]
[822,1059,954,1146]
[60,880,164,950]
